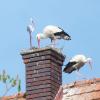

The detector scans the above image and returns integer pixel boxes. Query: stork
[36,25,71,48]
[63,54,92,74]
[27,18,35,48]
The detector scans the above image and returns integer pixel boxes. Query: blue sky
[0,0,100,95]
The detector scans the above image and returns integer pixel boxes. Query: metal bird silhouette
[27,18,35,48]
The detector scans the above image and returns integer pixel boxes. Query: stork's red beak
[37,38,40,48]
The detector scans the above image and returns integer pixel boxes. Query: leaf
[2,70,7,83]
[0,74,1,81]
[11,79,16,87]
[18,80,21,93]
[9,78,13,83]
[2,76,7,83]
[7,75,10,80]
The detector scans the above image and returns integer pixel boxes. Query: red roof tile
[63,78,100,100]
[2,78,100,100]
[1,93,26,100]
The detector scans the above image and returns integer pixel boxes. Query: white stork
[36,25,71,48]
[27,18,35,48]
[63,54,92,74]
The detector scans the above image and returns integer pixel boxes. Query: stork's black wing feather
[63,62,77,73]
[62,31,71,38]
[58,27,64,31]
[54,31,71,38]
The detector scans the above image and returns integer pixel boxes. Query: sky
[0,0,100,95]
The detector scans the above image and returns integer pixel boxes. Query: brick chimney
[21,47,65,100]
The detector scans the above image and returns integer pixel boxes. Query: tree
[0,70,21,99]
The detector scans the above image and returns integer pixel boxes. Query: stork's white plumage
[36,25,71,47]
[27,18,35,48]
[63,54,92,74]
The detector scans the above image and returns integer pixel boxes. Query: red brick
[26,75,51,82]
[27,80,51,86]
[24,59,30,64]
[27,92,54,98]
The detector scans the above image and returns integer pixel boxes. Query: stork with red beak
[63,54,92,74]
[36,25,71,48]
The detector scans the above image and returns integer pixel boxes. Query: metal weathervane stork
[27,18,35,48]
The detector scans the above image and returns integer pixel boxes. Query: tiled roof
[2,78,100,100]
[63,78,100,100]
[1,93,26,100]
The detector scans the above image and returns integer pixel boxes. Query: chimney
[21,47,65,100]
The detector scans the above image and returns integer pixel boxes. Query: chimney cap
[20,46,65,57]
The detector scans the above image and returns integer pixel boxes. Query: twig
[0,86,13,100]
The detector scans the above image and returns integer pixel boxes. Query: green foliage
[2,70,7,83]
[0,70,21,97]
[18,80,21,93]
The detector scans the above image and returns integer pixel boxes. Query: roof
[1,93,26,100]
[63,78,100,100]
[2,78,100,100]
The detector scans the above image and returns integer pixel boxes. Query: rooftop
[63,78,100,100]
[2,78,100,100]
[1,93,26,100]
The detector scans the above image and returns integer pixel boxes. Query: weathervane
[27,18,35,48]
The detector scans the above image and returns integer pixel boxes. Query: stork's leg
[75,70,87,79]
[50,39,55,47]
[53,39,56,46]
[29,32,32,48]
